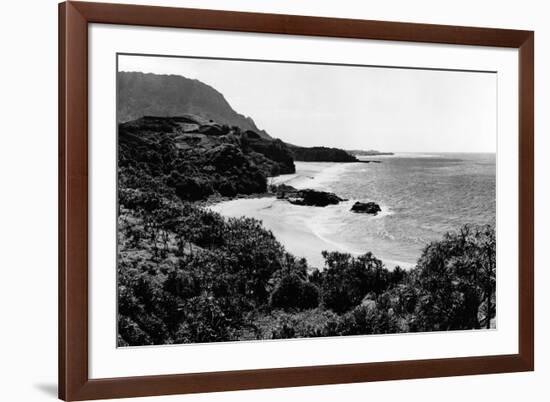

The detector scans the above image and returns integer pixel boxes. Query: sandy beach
[210,197,349,268]
[268,161,351,191]
[209,162,414,269]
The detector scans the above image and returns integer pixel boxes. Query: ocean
[210,153,496,269]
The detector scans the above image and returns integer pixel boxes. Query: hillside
[287,145,359,162]
[117,118,495,348]
[118,71,271,139]
[118,71,367,163]
[118,113,367,204]
[118,115,295,201]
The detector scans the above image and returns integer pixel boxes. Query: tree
[174,294,237,343]
[270,274,320,311]
[412,224,496,331]
[318,251,394,313]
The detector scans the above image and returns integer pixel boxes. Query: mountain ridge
[118,71,271,139]
[118,71,379,164]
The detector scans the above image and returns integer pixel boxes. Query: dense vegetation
[118,114,366,204]
[118,116,294,202]
[117,111,495,346]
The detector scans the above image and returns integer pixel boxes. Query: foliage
[255,309,340,339]
[315,251,404,313]
[409,224,496,331]
[116,117,496,346]
[117,168,497,346]
[269,274,320,311]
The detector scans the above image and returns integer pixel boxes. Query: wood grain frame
[59,1,534,400]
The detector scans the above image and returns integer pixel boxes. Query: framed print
[59,1,534,400]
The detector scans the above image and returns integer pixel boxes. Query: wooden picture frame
[59,1,534,400]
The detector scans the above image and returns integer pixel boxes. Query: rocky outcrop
[245,136,296,175]
[276,187,343,207]
[350,201,382,215]
[291,190,342,206]
[287,145,358,162]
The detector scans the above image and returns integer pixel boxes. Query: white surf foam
[269,162,355,190]
[209,161,422,270]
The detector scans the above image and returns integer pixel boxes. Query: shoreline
[207,162,416,270]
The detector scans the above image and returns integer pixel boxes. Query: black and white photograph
[116,54,496,347]
[2,0,545,401]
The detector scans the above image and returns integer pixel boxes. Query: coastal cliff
[287,145,359,162]
[119,115,295,201]
[118,71,360,164]
[118,113,366,201]
[118,71,271,138]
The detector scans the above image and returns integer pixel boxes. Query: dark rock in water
[286,189,343,207]
[350,201,382,215]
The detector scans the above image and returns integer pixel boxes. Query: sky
[119,54,497,153]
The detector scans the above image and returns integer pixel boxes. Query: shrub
[270,275,320,311]
[336,300,399,336]
[318,251,394,313]
[174,177,214,201]
[262,309,340,339]
[118,315,152,346]
[411,224,496,331]
[174,295,238,343]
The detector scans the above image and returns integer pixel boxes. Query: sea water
[211,153,496,269]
